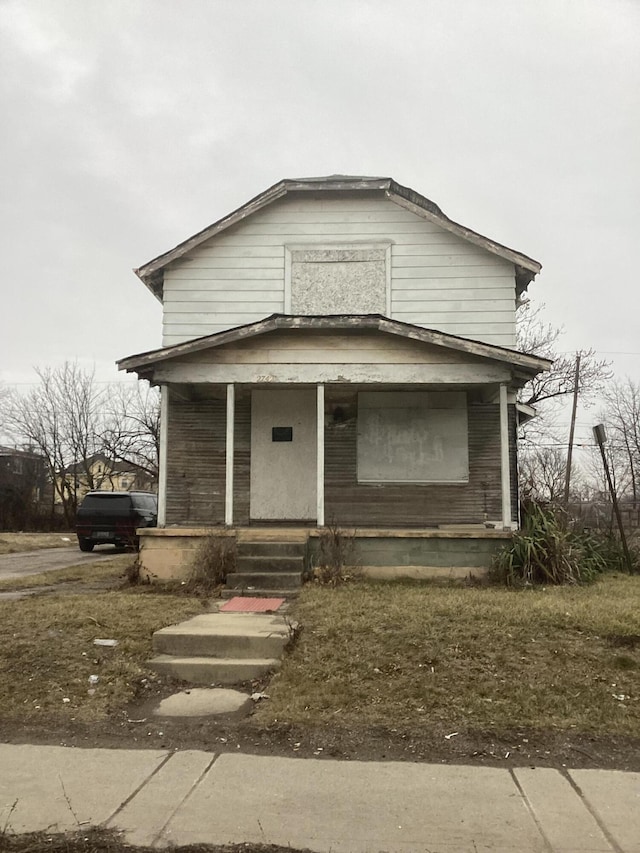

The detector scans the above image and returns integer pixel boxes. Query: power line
[521,442,634,449]
[554,350,640,356]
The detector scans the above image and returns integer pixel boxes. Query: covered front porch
[118,315,550,579]
[156,381,517,531]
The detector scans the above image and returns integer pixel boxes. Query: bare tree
[100,382,160,480]
[0,383,10,441]
[3,363,105,525]
[599,379,640,508]
[519,446,583,504]
[516,302,612,409]
[515,302,612,508]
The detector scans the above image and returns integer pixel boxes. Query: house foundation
[137,526,511,583]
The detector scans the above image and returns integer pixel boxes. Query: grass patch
[0,590,204,724]
[0,828,313,853]
[256,574,640,737]
[0,532,75,554]
[0,555,133,591]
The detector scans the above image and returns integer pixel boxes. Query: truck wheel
[79,539,94,552]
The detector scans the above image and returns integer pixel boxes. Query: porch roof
[118,314,552,380]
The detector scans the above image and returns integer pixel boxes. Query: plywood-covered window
[286,245,390,315]
[357,391,469,483]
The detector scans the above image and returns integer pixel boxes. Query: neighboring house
[118,175,550,577]
[0,445,49,529]
[58,453,156,503]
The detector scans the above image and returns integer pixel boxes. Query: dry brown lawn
[0,590,204,724]
[1,571,639,744]
[256,574,640,737]
[0,532,75,554]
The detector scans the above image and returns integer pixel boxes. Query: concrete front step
[220,587,300,599]
[152,612,291,659]
[153,631,286,658]
[236,555,305,572]
[149,654,281,685]
[149,611,294,686]
[237,542,306,558]
[225,572,302,591]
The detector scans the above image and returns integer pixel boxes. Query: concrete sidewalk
[1,744,638,852]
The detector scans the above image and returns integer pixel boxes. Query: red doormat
[220,597,285,613]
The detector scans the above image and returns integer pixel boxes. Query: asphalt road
[0,546,123,581]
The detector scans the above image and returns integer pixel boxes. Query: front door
[250,389,317,521]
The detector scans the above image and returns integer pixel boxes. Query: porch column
[225,383,235,526]
[317,383,325,527]
[157,385,169,527]
[499,383,512,530]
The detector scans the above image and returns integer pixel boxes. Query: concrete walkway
[1,744,639,851]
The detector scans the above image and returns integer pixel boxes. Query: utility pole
[593,423,634,574]
[563,352,581,508]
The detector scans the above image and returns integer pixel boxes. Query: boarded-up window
[357,391,469,483]
[289,247,388,314]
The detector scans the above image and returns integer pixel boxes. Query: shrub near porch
[255,575,640,736]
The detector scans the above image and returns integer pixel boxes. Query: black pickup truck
[75,491,158,552]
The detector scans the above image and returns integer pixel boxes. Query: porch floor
[141,525,512,541]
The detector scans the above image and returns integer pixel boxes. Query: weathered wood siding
[165,391,250,526]
[162,194,517,348]
[323,393,507,526]
[164,388,516,527]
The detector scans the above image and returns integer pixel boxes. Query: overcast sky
[1,0,638,442]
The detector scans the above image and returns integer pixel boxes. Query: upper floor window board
[286,244,391,315]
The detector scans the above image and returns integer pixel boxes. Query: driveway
[0,546,124,581]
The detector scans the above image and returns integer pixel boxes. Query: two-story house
[57,453,157,505]
[119,176,550,580]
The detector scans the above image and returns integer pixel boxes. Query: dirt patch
[607,633,640,649]
[1,680,639,772]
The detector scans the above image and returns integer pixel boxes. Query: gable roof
[136,175,542,301]
[0,445,44,461]
[118,314,551,380]
[62,453,150,476]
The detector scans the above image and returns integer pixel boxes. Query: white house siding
[162,195,517,348]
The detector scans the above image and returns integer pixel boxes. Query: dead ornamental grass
[0,592,203,724]
[257,575,640,736]
[0,533,75,555]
